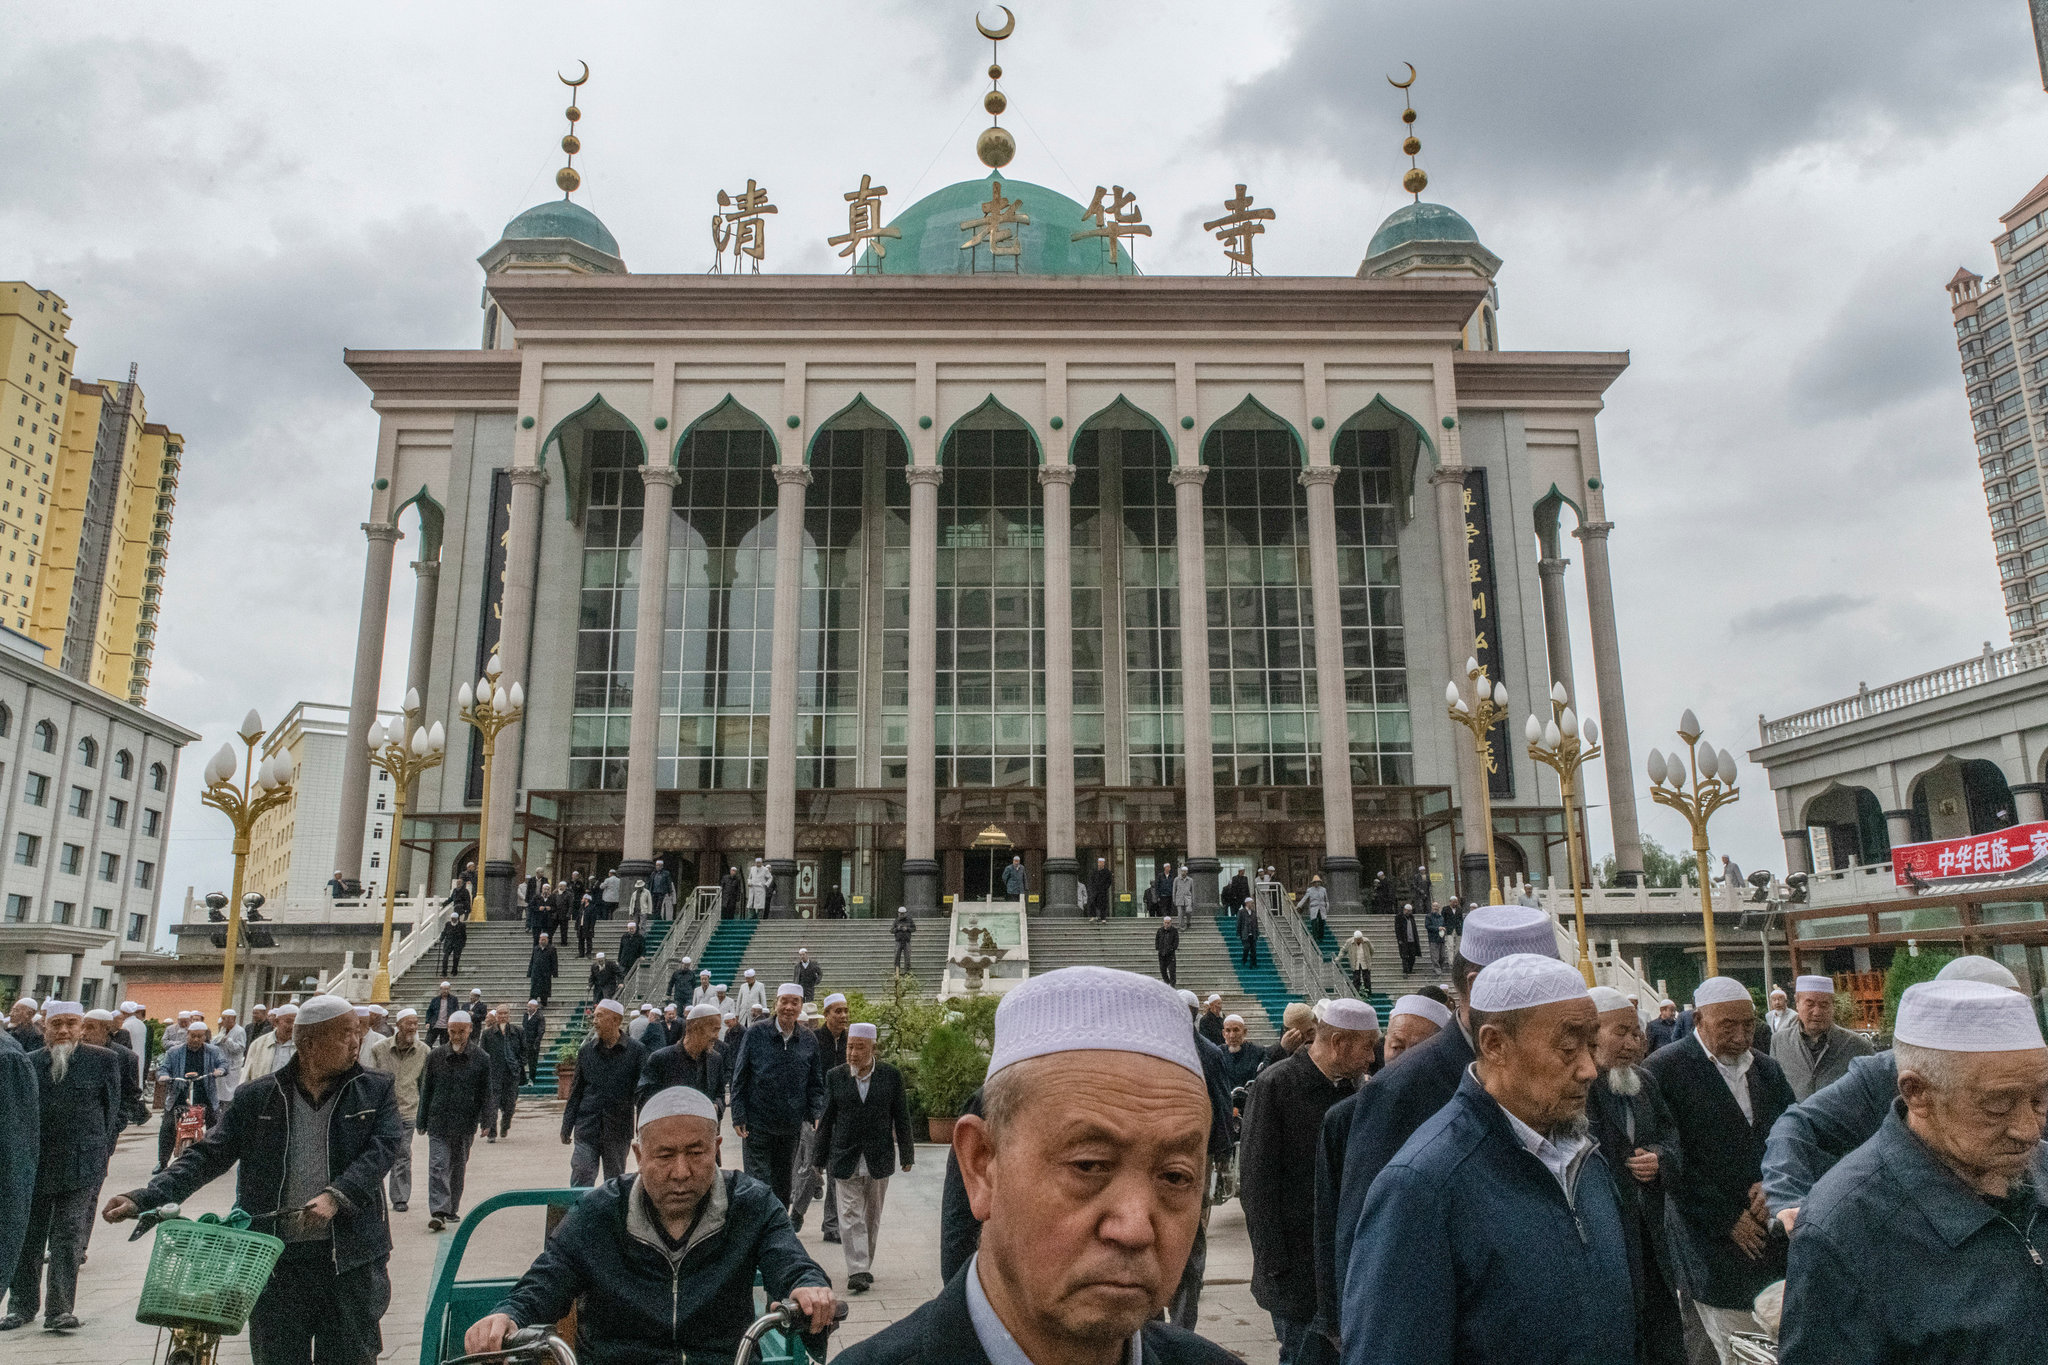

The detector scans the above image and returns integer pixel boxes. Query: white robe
[746,864,772,910]
[736,980,767,1016]
[219,1024,248,1099]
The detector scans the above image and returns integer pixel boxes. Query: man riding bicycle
[464,1086,837,1365]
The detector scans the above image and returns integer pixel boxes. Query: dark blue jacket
[1342,1071,1635,1365]
[128,1058,402,1273]
[728,1018,824,1137]
[1779,1105,2048,1364]
[494,1170,828,1365]
[1761,1049,1895,1217]
[157,1040,227,1111]
[31,1041,124,1193]
[0,1032,36,1294]
[1334,1016,1473,1299]
[1193,1029,1234,1160]
[562,1035,648,1148]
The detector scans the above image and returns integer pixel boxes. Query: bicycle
[442,1299,848,1365]
[168,1074,210,1161]
[127,1203,284,1365]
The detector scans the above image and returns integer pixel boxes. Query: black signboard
[468,470,513,803]
[1462,469,1513,800]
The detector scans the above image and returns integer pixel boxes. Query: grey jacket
[1768,1023,1875,1103]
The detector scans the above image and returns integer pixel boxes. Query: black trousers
[576,921,594,956]
[1158,952,1177,986]
[1239,937,1259,967]
[894,942,912,972]
[483,1073,517,1136]
[1350,967,1372,995]
[1398,943,1418,974]
[247,1244,389,1365]
[8,1185,94,1320]
[439,944,463,977]
[743,1129,802,1211]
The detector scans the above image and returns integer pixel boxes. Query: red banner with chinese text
[1890,821,2048,886]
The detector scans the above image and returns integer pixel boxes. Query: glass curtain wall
[1120,431,1181,785]
[797,431,868,788]
[1069,434,1108,783]
[1332,427,1413,784]
[570,431,644,790]
[1202,415,1316,786]
[937,412,1043,787]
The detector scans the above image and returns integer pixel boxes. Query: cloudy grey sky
[5,0,2046,919]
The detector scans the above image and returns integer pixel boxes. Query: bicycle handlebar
[440,1327,576,1365]
[734,1298,850,1364]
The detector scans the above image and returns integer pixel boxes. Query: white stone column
[396,556,440,891]
[764,464,811,915]
[1884,809,1916,851]
[1040,464,1079,914]
[622,466,680,873]
[1536,557,1576,699]
[1430,468,1491,904]
[2014,786,2047,824]
[1781,830,1814,876]
[334,521,401,880]
[1573,521,1647,883]
[1300,466,1362,915]
[1169,465,1220,911]
[904,465,944,915]
[485,466,547,912]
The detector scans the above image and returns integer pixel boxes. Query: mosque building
[335,37,1647,919]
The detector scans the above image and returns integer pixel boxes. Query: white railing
[1520,876,1750,918]
[1801,861,1903,906]
[179,886,436,927]
[1758,639,2048,744]
[314,903,452,1003]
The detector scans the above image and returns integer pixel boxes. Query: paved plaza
[46,1100,1280,1365]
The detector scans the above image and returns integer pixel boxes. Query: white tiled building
[0,624,194,1008]
[246,701,400,906]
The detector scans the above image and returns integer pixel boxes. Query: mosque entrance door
[962,848,1002,901]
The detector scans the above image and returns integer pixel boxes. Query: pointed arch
[1200,394,1307,465]
[807,393,912,465]
[1532,485,1585,560]
[538,394,649,522]
[1330,394,1436,517]
[392,486,446,561]
[672,394,780,465]
[939,394,1043,465]
[1067,394,1174,462]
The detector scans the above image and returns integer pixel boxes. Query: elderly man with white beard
[1585,987,1684,1365]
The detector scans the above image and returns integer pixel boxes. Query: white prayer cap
[1470,955,1592,1013]
[353,1006,373,1018]
[1224,1013,1244,1026]
[699,969,712,978]
[743,969,757,978]
[395,1008,418,1021]
[440,981,452,988]
[686,1004,721,1021]
[1458,905,1559,965]
[594,998,625,1017]
[43,1001,82,1018]
[296,995,354,1027]
[1693,977,1752,1009]
[469,987,483,995]
[528,999,540,1007]
[447,1010,472,1026]
[848,1022,877,1040]
[1176,989,1199,1009]
[821,993,846,1009]
[84,1008,116,1022]
[1389,994,1452,1030]
[1896,981,2045,1052]
[721,1009,737,1021]
[1588,986,1634,1014]
[1937,956,2022,990]
[1793,975,1834,996]
[1768,987,1788,1000]
[1323,998,1380,1033]
[637,1085,719,1131]
[178,1011,195,1020]
[273,1003,299,1017]
[1205,993,1222,1005]
[1658,999,1675,1009]
[221,1008,239,1018]
[594,953,605,960]
[121,1001,141,1013]
[988,966,1203,1082]
[776,982,803,999]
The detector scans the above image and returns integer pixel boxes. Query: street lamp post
[1445,657,1510,905]
[366,690,445,1003]
[1526,683,1602,986]
[201,711,295,1014]
[1646,709,1741,977]
[458,654,524,923]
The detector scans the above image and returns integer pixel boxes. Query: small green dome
[1367,202,1480,257]
[860,175,1137,277]
[500,199,620,258]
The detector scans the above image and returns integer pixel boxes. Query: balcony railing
[1758,639,2048,744]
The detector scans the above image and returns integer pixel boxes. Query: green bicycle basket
[136,1216,285,1334]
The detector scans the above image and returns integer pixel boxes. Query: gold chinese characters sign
[829,174,900,271]
[712,179,777,273]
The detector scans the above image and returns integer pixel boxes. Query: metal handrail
[1257,899,1344,1000]
[629,886,721,1006]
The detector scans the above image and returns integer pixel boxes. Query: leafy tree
[1598,835,1698,889]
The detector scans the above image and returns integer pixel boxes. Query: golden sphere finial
[1402,167,1428,195]
[562,134,581,155]
[1402,136,1420,156]
[556,166,582,192]
[565,105,581,123]
[988,62,1002,79]
[976,125,1017,169]
[984,90,1008,115]
[1401,107,1416,125]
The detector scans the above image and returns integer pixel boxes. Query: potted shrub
[553,1035,580,1099]
[915,1022,989,1143]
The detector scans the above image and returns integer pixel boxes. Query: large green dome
[860,175,1138,277]
[1367,202,1480,257]
[500,199,620,258]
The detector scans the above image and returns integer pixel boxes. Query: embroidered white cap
[638,1085,718,1130]
[1223,1013,1244,1026]
[447,1011,472,1026]
[395,1008,418,1021]
[1391,994,1454,1030]
[84,1008,116,1022]
[987,965,1203,1081]
[776,982,803,999]
[848,1023,878,1040]
[1458,906,1560,965]
[1896,980,2045,1052]
[1693,977,1751,1009]
[1793,975,1834,996]
[821,993,846,1009]
[1176,989,1199,1009]
[686,1004,721,1021]
[1588,986,1634,1014]
[1936,956,2022,991]
[295,995,354,1027]
[594,998,625,1017]
[1469,954,1592,1013]
[1323,998,1380,1033]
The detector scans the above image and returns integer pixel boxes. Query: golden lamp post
[365,691,445,1003]
[1526,683,1602,986]
[458,655,524,923]
[1646,710,1741,977]
[1444,657,1510,905]
[201,710,295,1014]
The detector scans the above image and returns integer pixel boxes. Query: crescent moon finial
[1387,62,1416,90]
[559,60,590,88]
[976,6,1016,41]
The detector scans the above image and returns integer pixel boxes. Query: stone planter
[927,1116,957,1143]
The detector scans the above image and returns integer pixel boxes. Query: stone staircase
[1300,909,1442,1023]
[387,915,670,1097]
[1028,920,1286,1040]
[722,919,954,1004]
